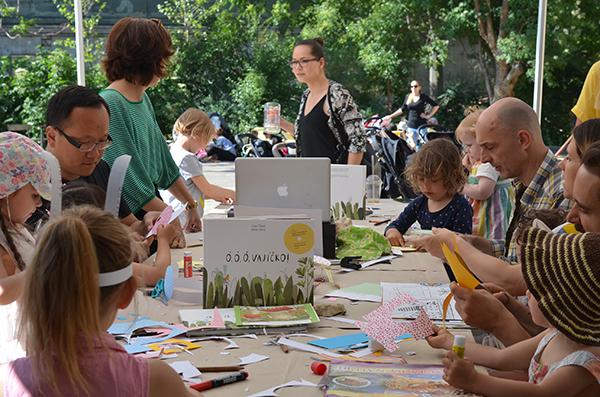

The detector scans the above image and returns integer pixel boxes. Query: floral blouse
[294,80,367,157]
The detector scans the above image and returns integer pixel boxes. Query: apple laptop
[235,158,331,222]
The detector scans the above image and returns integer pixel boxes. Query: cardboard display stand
[203,216,316,308]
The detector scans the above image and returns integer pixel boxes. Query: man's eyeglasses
[288,58,319,69]
[53,126,112,152]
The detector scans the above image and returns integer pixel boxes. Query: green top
[100,89,180,214]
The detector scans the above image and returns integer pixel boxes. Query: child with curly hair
[385,139,472,247]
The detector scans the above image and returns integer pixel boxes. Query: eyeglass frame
[410,84,420,88]
[288,58,320,69]
[52,125,113,152]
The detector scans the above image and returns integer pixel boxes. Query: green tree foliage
[0,0,598,145]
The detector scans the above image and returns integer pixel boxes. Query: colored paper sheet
[441,243,480,289]
[308,333,369,350]
[147,338,201,355]
[325,283,382,302]
[146,206,174,238]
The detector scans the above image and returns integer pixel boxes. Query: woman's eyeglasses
[411,85,419,88]
[53,126,113,152]
[288,58,319,69]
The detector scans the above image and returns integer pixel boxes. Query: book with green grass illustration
[235,304,319,327]
[203,216,316,308]
[331,165,367,220]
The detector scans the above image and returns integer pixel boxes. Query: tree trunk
[386,79,393,111]
[429,66,438,97]
[493,61,526,102]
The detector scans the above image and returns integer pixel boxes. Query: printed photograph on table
[235,304,319,326]
[322,362,479,396]
[330,165,367,220]
[203,217,316,308]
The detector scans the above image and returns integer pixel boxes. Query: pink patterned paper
[357,293,434,352]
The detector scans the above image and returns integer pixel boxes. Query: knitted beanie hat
[520,227,600,346]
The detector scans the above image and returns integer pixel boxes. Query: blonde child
[456,108,514,240]
[427,228,600,397]
[5,206,199,396]
[0,132,51,363]
[385,139,472,247]
[160,108,235,225]
[61,182,176,286]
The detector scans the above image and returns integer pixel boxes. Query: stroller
[364,117,416,200]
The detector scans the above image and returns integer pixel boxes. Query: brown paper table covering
[118,199,472,396]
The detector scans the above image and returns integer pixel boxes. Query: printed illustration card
[381,283,463,322]
[322,362,480,396]
[331,165,367,220]
[203,216,316,308]
[234,304,319,327]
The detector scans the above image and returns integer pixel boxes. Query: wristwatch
[185,201,198,210]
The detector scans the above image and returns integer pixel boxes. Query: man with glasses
[28,85,150,236]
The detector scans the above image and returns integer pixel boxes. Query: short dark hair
[46,85,110,128]
[405,138,466,195]
[62,181,106,210]
[294,37,325,60]
[102,17,174,85]
[581,140,600,179]
[572,119,600,158]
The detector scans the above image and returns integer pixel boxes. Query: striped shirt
[101,89,180,215]
[492,149,567,262]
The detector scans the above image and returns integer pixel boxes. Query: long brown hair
[573,119,600,158]
[18,206,133,394]
[0,198,25,271]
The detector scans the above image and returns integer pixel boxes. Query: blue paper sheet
[108,319,187,346]
[308,332,414,350]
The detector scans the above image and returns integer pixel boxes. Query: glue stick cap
[453,335,466,347]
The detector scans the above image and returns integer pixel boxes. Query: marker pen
[190,371,249,391]
[452,335,466,359]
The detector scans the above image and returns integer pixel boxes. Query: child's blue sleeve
[450,197,473,234]
[385,197,421,235]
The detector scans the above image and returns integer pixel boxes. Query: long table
[126,200,464,396]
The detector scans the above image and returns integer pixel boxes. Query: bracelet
[185,201,198,210]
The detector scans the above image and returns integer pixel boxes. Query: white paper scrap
[192,336,240,350]
[239,353,270,365]
[247,379,319,397]
[277,337,343,358]
[340,255,396,272]
[168,361,201,382]
[327,316,357,325]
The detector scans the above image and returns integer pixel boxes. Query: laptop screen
[235,158,331,222]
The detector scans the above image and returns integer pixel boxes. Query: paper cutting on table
[325,283,382,302]
[356,294,434,352]
[380,283,463,321]
[147,339,201,355]
[168,361,202,382]
[247,379,319,397]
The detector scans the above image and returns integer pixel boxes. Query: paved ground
[201,161,235,214]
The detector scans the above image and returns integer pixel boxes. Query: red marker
[190,371,249,391]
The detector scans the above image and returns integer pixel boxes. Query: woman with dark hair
[382,80,439,150]
[100,17,200,244]
[280,38,366,165]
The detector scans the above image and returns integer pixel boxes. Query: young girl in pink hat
[0,131,52,363]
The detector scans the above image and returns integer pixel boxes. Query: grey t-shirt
[160,145,204,220]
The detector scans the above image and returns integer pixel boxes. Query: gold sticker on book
[284,223,314,254]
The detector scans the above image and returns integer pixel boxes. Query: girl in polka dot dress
[385,139,472,247]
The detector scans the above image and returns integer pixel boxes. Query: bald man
[475,97,566,262]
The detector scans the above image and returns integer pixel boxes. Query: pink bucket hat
[0,131,52,200]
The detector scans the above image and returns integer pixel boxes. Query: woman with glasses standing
[99,18,201,245]
[382,80,440,150]
[280,38,366,164]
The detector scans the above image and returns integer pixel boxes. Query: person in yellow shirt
[572,60,600,125]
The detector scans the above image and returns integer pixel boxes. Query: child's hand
[442,351,479,392]
[157,224,177,242]
[426,325,454,350]
[215,189,236,204]
[385,229,405,246]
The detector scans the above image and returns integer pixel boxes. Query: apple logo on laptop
[277,183,289,197]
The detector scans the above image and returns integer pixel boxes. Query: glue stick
[452,335,466,359]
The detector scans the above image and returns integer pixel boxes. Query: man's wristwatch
[185,201,198,210]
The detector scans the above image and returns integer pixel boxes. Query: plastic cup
[366,174,383,202]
